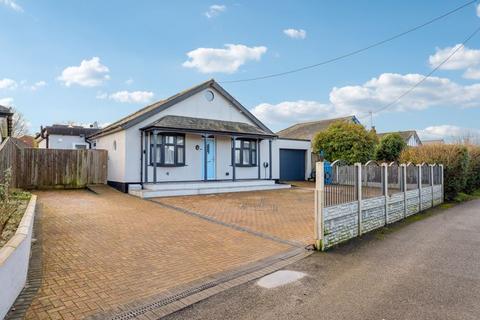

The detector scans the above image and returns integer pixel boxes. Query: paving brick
[154,187,315,245]
[25,188,292,319]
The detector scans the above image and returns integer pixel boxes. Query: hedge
[400,144,470,201]
[466,145,480,194]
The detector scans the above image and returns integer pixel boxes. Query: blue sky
[1,0,480,141]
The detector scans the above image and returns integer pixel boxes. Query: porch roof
[140,115,277,138]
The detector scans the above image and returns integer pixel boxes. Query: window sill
[149,164,187,167]
[232,164,257,168]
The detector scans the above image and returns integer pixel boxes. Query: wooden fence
[0,137,107,189]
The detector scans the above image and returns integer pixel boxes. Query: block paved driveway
[153,185,315,246]
[25,187,297,320]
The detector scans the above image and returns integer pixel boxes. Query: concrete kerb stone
[89,248,312,320]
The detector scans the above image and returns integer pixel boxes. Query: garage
[279,149,306,181]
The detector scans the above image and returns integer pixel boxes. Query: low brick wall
[0,195,37,319]
[322,187,442,249]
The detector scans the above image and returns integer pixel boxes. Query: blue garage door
[279,149,305,181]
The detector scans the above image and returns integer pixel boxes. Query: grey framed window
[234,139,257,167]
[150,133,185,166]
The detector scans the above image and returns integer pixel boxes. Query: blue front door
[202,138,216,180]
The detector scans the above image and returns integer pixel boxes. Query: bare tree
[11,108,29,137]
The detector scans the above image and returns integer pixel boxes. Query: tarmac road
[165,200,480,320]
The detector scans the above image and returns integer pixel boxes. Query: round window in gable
[113,140,117,151]
[204,90,214,102]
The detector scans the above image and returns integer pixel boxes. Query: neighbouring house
[377,130,422,147]
[0,105,13,143]
[17,135,36,148]
[35,124,100,149]
[422,139,445,145]
[277,115,361,171]
[88,79,311,197]
[276,115,360,141]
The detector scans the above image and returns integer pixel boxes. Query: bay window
[234,139,257,167]
[150,133,185,166]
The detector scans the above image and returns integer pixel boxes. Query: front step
[129,183,290,198]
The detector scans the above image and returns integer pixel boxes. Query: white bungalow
[88,79,311,197]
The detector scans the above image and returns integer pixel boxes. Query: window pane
[235,149,241,164]
[165,136,175,144]
[156,145,162,163]
[243,140,250,148]
[177,147,184,164]
[177,136,184,145]
[252,151,257,165]
[235,140,241,148]
[243,149,250,165]
[164,145,174,164]
[251,141,256,150]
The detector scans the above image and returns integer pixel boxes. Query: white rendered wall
[43,134,90,149]
[124,87,262,183]
[272,139,312,180]
[0,196,36,320]
[93,130,126,182]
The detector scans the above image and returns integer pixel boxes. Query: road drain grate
[105,249,306,320]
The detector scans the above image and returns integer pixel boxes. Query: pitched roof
[276,115,360,140]
[11,137,30,148]
[141,115,276,137]
[17,135,36,147]
[0,105,12,116]
[37,124,100,139]
[89,79,272,139]
[377,130,418,142]
[422,139,445,145]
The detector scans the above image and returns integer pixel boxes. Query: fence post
[402,164,407,218]
[382,163,388,225]
[314,161,325,250]
[440,164,444,203]
[355,163,363,236]
[430,164,434,208]
[417,164,422,212]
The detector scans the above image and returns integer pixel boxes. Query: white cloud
[0,78,17,90]
[97,90,154,104]
[125,78,134,85]
[183,44,267,74]
[251,73,480,130]
[428,44,480,79]
[418,125,480,142]
[283,28,306,39]
[205,4,226,18]
[477,3,480,17]
[0,97,14,106]
[0,0,23,12]
[58,57,110,87]
[30,80,47,91]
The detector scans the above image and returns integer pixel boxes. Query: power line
[360,24,480,120]
[220,0,476,84]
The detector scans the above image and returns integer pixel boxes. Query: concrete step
[142,179,276,191]
[129,183,290,198]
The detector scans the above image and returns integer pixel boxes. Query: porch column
[268,139,272,180]
[257,139,261,179]
[203,134,208,181]
[144,131,149,183]
[140,131,144,186]
[153,130,158,183]
[232,136,236,181]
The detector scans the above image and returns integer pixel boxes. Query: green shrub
[465,145,480,194]
[400,144,469,201]
[312,121,377,164]
[375,133,407,162]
